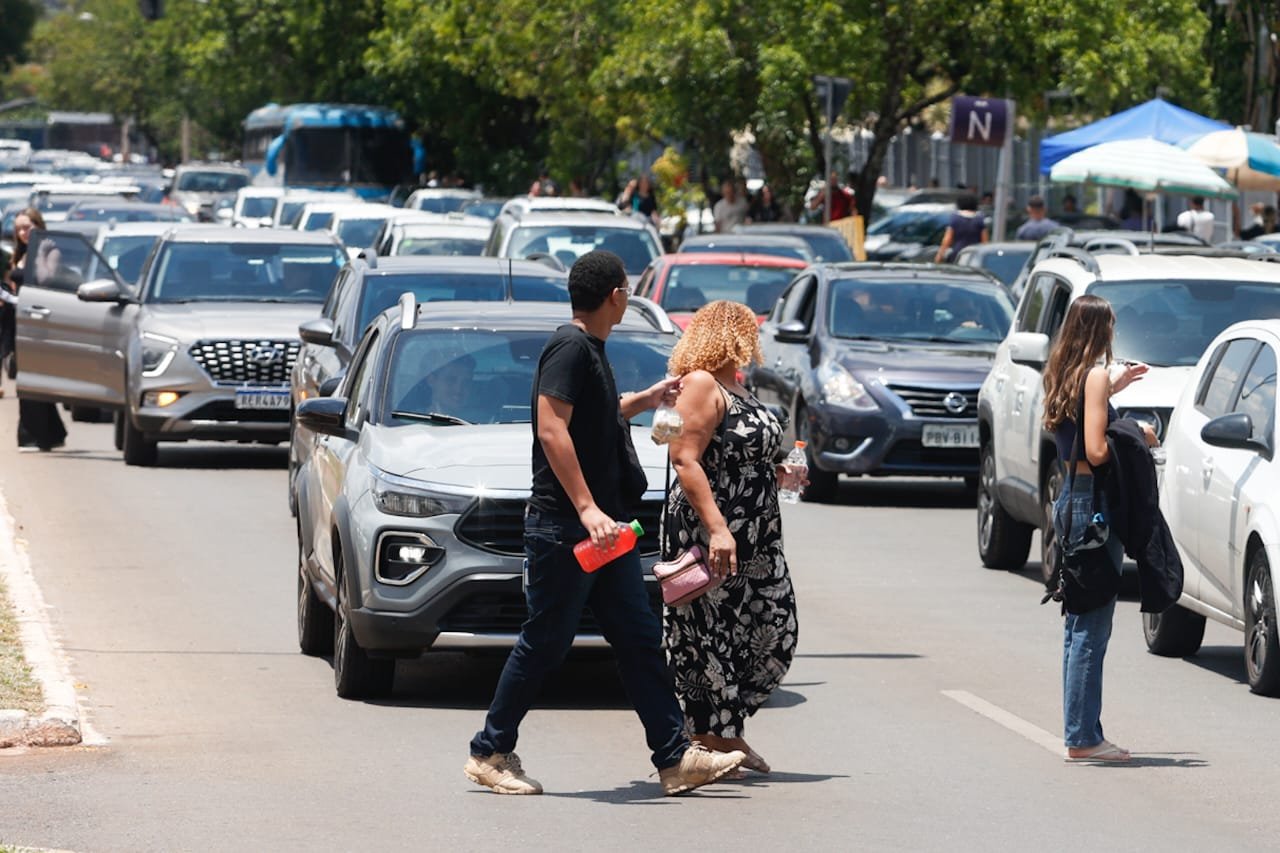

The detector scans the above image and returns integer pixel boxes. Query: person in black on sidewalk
[465,250,745,796]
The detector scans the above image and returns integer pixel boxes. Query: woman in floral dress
[661,300,799,774]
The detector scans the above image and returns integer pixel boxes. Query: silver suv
[15,227,346,465]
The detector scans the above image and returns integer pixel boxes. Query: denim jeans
[1054,473,1124,748]
[469,509,689,770]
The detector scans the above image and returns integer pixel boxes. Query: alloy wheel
[1247,566,1274,684]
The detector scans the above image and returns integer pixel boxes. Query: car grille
[888,385,980,419]
[185,401,291,423]
[189,340,301,386]
[438,589,664,634]
[454,498,664,557]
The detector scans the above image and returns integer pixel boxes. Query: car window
[506,225,659,274]
[146,242,344,304]
[1198,338,1258,417]
[356,273,568,334]
[322,269,350,320]
[99,234,160,285]
[776,275,815,328]
[1042,283,1072,339]
[239,197,276,219]
[344,331,380,429]
[394,237,486,257]
[1233,344,1276,443]
[24,230,115,293]
[826,278,1013,343]
[663,264,797,315]
[1018,273,1053,332]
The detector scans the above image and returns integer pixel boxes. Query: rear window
[356,272,569,331]
[240,197,276,219]
[394,237,486,257]
[176,171,249,193]
[507,225,659,274]
[663,264,797,314]
[336,218,386,249]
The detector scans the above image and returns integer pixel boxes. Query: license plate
[922,423,979,448]
[234,389,291,410]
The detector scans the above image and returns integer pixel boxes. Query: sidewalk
[0,486,81,748]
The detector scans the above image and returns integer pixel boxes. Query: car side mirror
[77,279,126,303]
[318,375,343,398]
[299,317,335,347]
[1201,412,1269,456]
[774,320,809,344]
[1008,331,1050,369]
[297,396,350,438]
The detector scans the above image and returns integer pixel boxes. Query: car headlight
[1118,408,1166,440]
[816,361,879,411]
[140,331,179,377]
[370,467,473,517]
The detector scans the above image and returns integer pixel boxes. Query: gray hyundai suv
[15,227,345,465]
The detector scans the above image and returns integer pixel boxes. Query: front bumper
[132,382,291,442]
[807,403,979,477]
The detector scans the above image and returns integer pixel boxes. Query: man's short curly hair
[668,300,762,376]
[568,250,626,311]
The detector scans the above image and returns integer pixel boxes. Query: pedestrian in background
[934,194,988,262]
[1015,195,1059,241]
[1176,196,1214,242]
[713,178,749,233]
[616,174,660,227]
[662,300,799,776]
[1241,203,1277,240]
[748,184,785,223]
[466,251,745,796]
[1041,295,1153,762]
[6,208,67,451]
[808,171,854,223]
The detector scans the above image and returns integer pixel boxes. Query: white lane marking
[941,689,1062,756]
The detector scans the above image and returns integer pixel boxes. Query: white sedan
[1148,319,1280,695]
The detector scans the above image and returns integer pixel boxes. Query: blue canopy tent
[1040,98,1228,174]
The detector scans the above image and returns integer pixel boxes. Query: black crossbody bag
[1043,392,1122,615]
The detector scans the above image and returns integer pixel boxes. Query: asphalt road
[1,398,1279,852]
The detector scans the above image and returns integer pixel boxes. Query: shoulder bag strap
[1062,380,1094,545]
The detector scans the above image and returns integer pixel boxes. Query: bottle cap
[794,440,807,449]
[629,520,645,536]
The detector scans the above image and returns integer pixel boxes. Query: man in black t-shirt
[466,251,745,796]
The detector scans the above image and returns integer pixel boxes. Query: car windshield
[100,234,160,285]
[336,218,385,248]
[240,197,276,218]
[356,273,569,332]
[278,200,310,227]
[866,209,950,242]
[1092,279,1280,367]
[663,264,797,314]
[175,171,249,193]
[415,196,471,214]
[681,241,809,262]
[395,236,486,256]
[507,225,659,274]
[147,242,344,303]
[383,329,671,426]
[971,248,1031,287]
[460,199,503,220]
[827,278,1014,343]
[302,211,334,231]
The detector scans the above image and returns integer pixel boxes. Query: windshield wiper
[390,411,472,426]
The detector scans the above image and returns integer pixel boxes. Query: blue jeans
[1054,473,1124,748]
[469,509,689,770]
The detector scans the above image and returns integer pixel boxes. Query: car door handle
[24,306,51,319]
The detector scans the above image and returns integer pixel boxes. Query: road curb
[0,489,82,748]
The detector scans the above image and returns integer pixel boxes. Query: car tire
[1245,550,1280,696]
[976,441,1033,570]
[121,414,158,467]
[1040,461,1065,587]
[113,412,124,451]
[797,404,837,502]
[297,522,333,657]
[1142,604,1205,658]
[333,548,394,699]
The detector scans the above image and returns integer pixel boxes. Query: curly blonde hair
[668,300,763,376]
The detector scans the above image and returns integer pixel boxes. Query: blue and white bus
[243,103,423,201]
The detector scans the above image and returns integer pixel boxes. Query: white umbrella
[1180,128,1280,191]
[1049,137,1237,199]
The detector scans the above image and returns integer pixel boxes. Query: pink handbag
[653,545,719,607]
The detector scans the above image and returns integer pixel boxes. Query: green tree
[0,0,38,74]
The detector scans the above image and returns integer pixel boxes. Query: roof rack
[1043,246,1100,274]
[626,295,675,333]
[1082,237,1139,256]
[398,291,417,330]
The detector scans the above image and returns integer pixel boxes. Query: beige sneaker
[464,752,543,795]
[658,743,746,796]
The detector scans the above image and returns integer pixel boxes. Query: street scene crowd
[3,0,1280,849]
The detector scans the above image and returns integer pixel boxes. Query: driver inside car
[397,354,491,424]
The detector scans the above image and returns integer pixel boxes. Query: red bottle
[574,520,645,573]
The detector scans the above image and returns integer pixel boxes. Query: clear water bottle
[779,441,809,504]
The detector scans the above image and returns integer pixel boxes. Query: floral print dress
[661,384,798,738]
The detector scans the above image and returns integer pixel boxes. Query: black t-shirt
[528,324,645,519]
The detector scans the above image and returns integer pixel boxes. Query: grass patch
[0,575,42,714]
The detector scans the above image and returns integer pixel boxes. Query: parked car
[231,187,285,228]
[1146,319,1280,695]
[325,204,402,256]
[404,187,481,213]
[749,263,1013,501]
[166,163,251,220]
[734,223,854,262]
[15,226,346,465]
[373,214,490,257]
[678,233,812,263]
[975,251,1280,585]
[288,255,571,511]
[955,241,1034,289]
[633,251,805,328]
[291,297,677,697]
[484,211,662,284]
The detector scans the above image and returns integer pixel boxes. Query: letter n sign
[949,96,1009,148]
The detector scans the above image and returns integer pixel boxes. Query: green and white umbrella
[1049,137,1237,199]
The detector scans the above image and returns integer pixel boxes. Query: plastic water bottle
[779,441,808,504]
[574,520,644,573]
